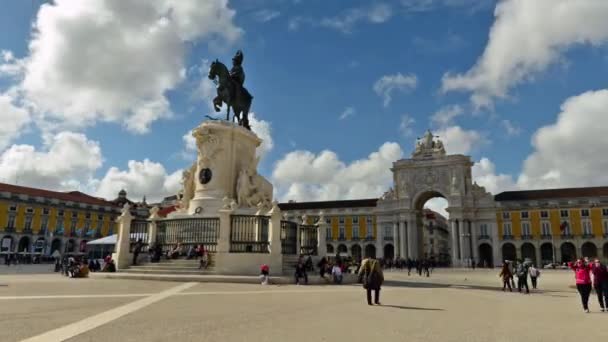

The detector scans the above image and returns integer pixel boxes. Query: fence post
[317,211,327,257]
[268,201,283,273]
[148,206,159,246]
[217,199,232,253]
[113,203,133,270]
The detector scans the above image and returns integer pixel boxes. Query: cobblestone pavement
[2,267,607,342]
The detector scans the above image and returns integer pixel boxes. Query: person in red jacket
[591,259,608,312]
[569,258,593,313]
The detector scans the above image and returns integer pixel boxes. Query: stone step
[121,268,215,275]
[130,265,204,270]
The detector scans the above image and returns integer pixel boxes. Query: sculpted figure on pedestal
[177,162,196,212]
[236,157,272,208]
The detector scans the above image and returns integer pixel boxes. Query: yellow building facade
[496,187,608,265]
[0,182,121,257]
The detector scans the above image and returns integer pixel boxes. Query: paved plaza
[2,267,608,342]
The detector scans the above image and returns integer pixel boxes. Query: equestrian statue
[207,50,253,130]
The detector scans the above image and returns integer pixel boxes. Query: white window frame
[521,211,529,219]
[603,208,608,217]
[26,207,34,214]
[502,212,510,219]
[366,216,373,226]
[326,227,332,239]
[339,226,345,239]
[325,217,331,224]
[9,204,17,212]
[561,221,572,235]
[521,222,531,236]
[582,220,592,235]
[7,214,15,228]
[581,209,590,217]
[24,215,33,230]
[540,210,548,218]
[603,220,608,235]
[339,216,345,224]
[541,221,551,236]
[40,216,48,231]
[503,222,512,236]
[366,225,373,238]
[560,210,569,218]
[352,216,359,224]
[352,225,359,239]
[384,225,393,239]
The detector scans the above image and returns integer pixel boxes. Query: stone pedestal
[113,204,133,270]
[184,121,272,216]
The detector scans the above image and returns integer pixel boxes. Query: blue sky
[0,0,607,204]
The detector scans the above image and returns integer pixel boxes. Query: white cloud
[249,112,273,160]
[472,157,516,194]
[253,9,281,23]
[424,197,449,218]
[272,142,403,202]
[430,105,464,127]
[0,50,25,77]
[6,0,242,134]
[290,3,392,33]
[339,107,355,120]
[501,119,521,136]
[517,89,608,189]
[0,131,102,191]
[435,126,487,155]
[399,114,416,137]
[0,93,30,149]
[373,73,417,107]
[441,0,608,109]
[95,159,182,202]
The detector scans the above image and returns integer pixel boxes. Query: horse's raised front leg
[226,105,231,121]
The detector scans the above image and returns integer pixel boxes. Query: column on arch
[375,220,384,259]
[392,221,399,258]
[399,220,407,259]
[491,221,501,267]
[450,219,459,267]
[407,218,417,259]
[471,220,479,263]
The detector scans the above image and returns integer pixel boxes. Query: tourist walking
[318,257,328,279]
[260,264,269,285]
[132,239,143,266]
[358,255,384,305]
[516,261,530,294]
[569,258,593,313]
[507,260,516,288]
[294,260,308,285]
[332,263,343,284]
[591,259,608,312]
[407,259,413,276]
[528,265,540,289]
[499,262,513,292]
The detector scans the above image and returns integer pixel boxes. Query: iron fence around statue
[299,225,318,256]
[129,220,150,253]
[230,215,270,253]
[156,218,219,253]
[280,220,298,254]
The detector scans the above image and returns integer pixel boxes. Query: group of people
[569,258,608,313]
[499,260,541,293]
[382,258,436,276]
[56,255,116,278]
[146,242,210,269]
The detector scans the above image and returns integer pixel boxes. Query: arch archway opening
[326,244,334,254]
[502,243,516,262]
[415,192,450,265]
[18,236,30,253]
[383,244,394,260]
[365,244,376,258]
[478,243,493,268]
[581,242,598,258]
[561,242,577,263]
[351,244,362,261]
[1,235,14,253]
[540,243,554,266]
[521,243,536,266]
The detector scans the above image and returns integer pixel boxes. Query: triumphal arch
[375,130,499,267]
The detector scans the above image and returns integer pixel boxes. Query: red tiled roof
[158,205,177,217]
[279,199,378,211]
[0,182,117,207]
[495,186,608,202]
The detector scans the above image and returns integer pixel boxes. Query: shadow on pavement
[380,304,444,311]
[383,280,566,295]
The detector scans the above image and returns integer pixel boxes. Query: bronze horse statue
[208,60,253,130]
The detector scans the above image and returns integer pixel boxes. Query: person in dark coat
[516,261,530,294]
[499,262,513,292]
[358,255,384,305]
[591,259,608,312]
[317,257,328,279]
[294,260,308,285]
[132,239,143,266]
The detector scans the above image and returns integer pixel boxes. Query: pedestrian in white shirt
[332,264,343,284]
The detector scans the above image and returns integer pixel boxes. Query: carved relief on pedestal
[236,156,272,209]
[193,126,223,169]
[177,162,197,212]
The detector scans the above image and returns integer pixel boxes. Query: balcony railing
[477,235,490,240]
[3,226,16,233]
[22,228,33,234]
[521,234,533,240]
[561,234,574,239]
[383,236,394,241]
[502,234,514,240]
[541,234,552,240]
[351,237,360,241]
[325,235,333,241]
[581,233,595,239]
[338,236,346,241]
[364,236,374,241]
